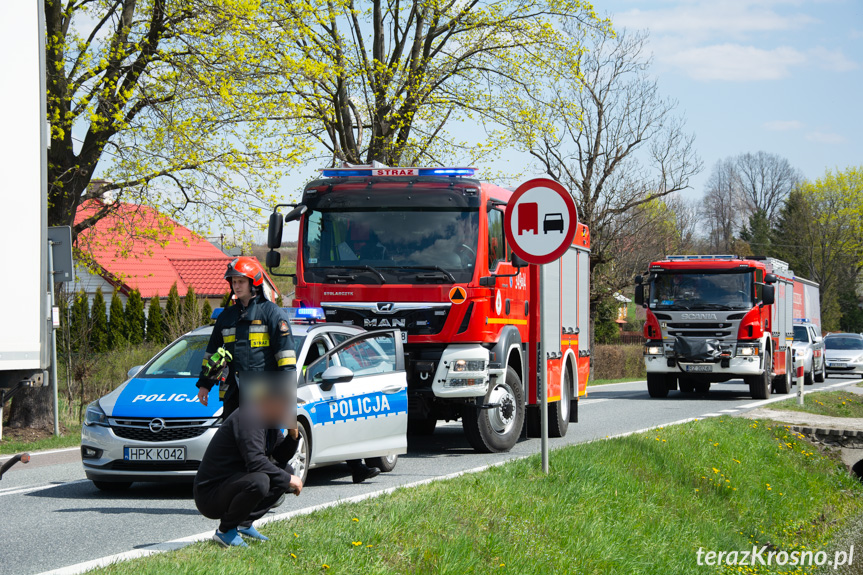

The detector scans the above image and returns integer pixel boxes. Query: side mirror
[127,365,143,378]
[764,273,777,284]
[265,250,281,269]
[285,204,308,223]
[510,252,527,268]
[634,284,645,307]
[319,365,353,391]
[267,211,283,249]
[761,284,775,306]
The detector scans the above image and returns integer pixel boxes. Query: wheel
[462,367,525,453]
[366,454,398,472]
[548,367,571,438]
[804,368,814,386]
[646,373,669,398]
[678,378,696,393]
[773,353,791,394]
[747,349,772,399]
[289,420,310,485]
[694,381,710,394]
[407,417,437,436]
[813,359,825,383]
[92,481,132,491]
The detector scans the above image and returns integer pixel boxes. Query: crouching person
[194,373,302,548]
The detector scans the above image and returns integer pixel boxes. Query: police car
[80,308,408,490]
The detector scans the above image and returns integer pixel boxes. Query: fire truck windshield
[303,208,479,284]
[649,271,754,311]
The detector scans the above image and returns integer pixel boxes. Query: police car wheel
[462,367,525,454]
[290,421,310,485]
[813,361,824,384]
[92,480,132,492]
[366,454,398,472]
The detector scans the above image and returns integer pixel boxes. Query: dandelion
[291,553,297,559]
[323,565,330,570]
[352,518,359,522]
[352,541,363,546]
[367,545,373,548]
[295,533,299,538]
[713,468,720,474]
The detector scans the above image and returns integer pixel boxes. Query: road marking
[587,380,646,389]
[718,410,739,413]
[0,446,79,463]
[736,379,863,410]
[39,415,706,575]
[0,479,88,498]
[578,398,609,406]
[701,413,724,417]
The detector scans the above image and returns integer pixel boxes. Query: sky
[582,0,862,198]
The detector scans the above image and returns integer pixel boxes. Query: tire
[678,378,696,393]
[548,367,571,438]
[813,359,825,383]
[289,420,310,485]
[694,381,710,394]
[407,417,437,436]
[462,367,525,453]
[747,349,772,399]
[773,353,791,394]
[366,454,398,472]
[92,481,132,492]
[804,369,814,386]
[647,373,669,398]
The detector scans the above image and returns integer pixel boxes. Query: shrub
[107,290,126,349]
[125,289,146,344]
[592,344,646,381]
[90,288,108,352]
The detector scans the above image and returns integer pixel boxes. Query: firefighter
[196,257,297,418]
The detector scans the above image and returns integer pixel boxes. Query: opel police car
[81,308,408,491]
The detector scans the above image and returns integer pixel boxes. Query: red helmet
[225,256,264,287]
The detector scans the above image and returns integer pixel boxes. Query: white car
[791,322,826,385]
[823,333,863,378]
[81,314,408,490]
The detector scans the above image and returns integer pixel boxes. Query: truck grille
[322,303,451,336]
[667,330,733,338]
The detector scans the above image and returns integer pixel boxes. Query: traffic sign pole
[539,265,549,474]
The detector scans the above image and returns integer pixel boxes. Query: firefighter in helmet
[195,257,297,418]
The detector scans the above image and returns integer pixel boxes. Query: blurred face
[232,276,252,301]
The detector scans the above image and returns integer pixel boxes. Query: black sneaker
[352,464,381,484]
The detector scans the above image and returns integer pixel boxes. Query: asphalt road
[2,376,861,575]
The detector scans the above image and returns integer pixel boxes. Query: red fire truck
[266,166,591,453]
[635,255,813,400]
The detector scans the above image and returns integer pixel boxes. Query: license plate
[685,365,712,373]
[829,363,847,368]
[123,446,186,461]
[401,331,408,343]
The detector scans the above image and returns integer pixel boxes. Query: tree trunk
[7,385,54,429]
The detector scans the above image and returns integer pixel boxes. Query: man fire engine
[265,166,591,453]
[635,255,819,400]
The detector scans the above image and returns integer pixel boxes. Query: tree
[701,158,743,254]
[269,0,607,165]
[201,300,213,326]
[90,288,108,353]
[165,283,182,326]
[146,295,165,344]
[510,29,701,307]
[183,287,200,330]
[45,0,303,242]
[735,152,801,223]
[220,291,233,308]
[739,210,772,256]
[125,290,146,344]
[107,290,126,349]
[70,289,91,352]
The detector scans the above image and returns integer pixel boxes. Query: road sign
[47,226,74,283]
[504,178,577,265]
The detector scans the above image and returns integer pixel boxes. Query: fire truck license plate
[685,365,712,373]
[124,447,186,462]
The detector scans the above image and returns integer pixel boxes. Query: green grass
[772,391,863,419]
[0,424,81,455]
[91,417,863,575]
[589,377,644,386]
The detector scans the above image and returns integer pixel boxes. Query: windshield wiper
[693,303,739,311]
[313,265,386,284]
[383,265,456,283]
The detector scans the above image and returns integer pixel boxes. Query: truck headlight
[445,378,485,388]
[84,401,107,426]
[451,359,486,372]
[737,345,759,357]
[644,345,663,356]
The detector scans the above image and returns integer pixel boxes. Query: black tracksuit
[194,408,298,532]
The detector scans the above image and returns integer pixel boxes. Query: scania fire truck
[635,255,818,400]
[266,166,591,453]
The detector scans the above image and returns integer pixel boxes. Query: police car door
[304,330,407,464]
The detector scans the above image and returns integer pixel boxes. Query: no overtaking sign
[504,178,577,265]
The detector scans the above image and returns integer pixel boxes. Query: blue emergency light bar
[285,307,326,323]
[793,318,811,323]
[320,166,476,178]
[212,307,223,320]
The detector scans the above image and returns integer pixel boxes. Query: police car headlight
[84,401,107,426]
[451,359,486,372]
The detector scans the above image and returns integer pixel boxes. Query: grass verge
[92,417,863,575]
[588,377,644,386]
[0,423,82,455]
[771,391,863,419]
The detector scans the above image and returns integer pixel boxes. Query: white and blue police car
[80,308,408,491]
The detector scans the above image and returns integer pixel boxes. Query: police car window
[793,325,809,342]
[335,334,396,377]
[141,336,209,378]
[330,332,352,345]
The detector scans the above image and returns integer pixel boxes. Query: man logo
[149,418,166,433]
[376,302,396,314]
